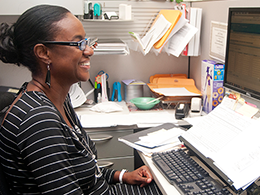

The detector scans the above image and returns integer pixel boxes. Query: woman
[0,5,162,195]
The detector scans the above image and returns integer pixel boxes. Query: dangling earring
[45,63,51,88]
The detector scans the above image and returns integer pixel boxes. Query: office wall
[190,0,260,90]
[1,0,260,100]
[0,1,189,99]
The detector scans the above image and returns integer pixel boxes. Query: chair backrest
[0,92,15,194]
[0,164,12,195]
[0,92,15,125]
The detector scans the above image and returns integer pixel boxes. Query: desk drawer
[87,129,133,159]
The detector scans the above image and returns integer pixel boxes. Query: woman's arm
[113,165,153,187]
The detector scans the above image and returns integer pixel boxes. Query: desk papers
[165,22,198,57]
[76,101,177,128]
[152,87,201,97]
[118,123,183,156]
[181,102,260,190]
[135,128,183,148]
[129,14,171,55]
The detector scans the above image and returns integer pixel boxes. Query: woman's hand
[123,165,153,187]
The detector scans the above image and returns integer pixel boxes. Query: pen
[90,37,98,47]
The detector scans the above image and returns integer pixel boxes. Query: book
[187,8,197,56]
[186,7,202,56]
[193,8,202,56]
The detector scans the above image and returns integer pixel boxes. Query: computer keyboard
[151,149,233,195]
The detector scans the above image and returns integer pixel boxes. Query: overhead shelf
[94,38,129,55]
[82,19,133,22]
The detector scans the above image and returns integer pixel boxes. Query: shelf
[81,19,133,22]
[93,38,130,55]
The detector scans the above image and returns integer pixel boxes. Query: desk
[75,101,177,129]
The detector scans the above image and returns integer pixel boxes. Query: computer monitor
[224,7,260,100]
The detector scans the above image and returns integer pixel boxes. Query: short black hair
[0,5,70,74]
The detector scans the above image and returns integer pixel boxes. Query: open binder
[179,101,260,192]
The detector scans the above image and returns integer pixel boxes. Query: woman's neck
[28,78,68,109]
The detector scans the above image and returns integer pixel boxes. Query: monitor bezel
[224,7,260,100]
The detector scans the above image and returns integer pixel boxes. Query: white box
[119,4,131,20]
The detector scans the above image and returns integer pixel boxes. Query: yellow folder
[148,74,201,103]
[153,10,182,49]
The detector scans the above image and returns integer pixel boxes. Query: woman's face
[48,13,93,86]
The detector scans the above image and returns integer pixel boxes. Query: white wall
[1,0,260,101]
[0,1,189,100]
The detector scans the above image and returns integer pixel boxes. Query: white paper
[135,128,183,148]
[119,136,182,156]
[152,87,201,96]
[142,14,171,55]
[181,102,260,190]
[77,103,176,128]
[153,14,188,54]
[166,23,198,57]
[129,14,171,55]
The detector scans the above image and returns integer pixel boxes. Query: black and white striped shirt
[0,84,162,195]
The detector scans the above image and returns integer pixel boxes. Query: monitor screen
[224,7,260,100]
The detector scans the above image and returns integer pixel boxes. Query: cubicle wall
[0,0,260,101]
[190,0,260,106]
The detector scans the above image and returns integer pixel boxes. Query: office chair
[0,92,15,195]
[0,92,15,124]
[0,164,13,195]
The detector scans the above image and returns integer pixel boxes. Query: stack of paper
[129,9,199,57]
[129,12,172,55]
[135,128,183,148]
[94,38,129,55]
[118,123,184,156]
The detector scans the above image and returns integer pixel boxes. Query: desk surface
[75,101,176,129]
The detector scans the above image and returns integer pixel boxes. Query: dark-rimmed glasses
[42,38,97,51]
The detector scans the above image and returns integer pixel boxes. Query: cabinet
[85,128,134,171]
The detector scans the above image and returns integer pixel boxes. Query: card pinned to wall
[209,21,227,62]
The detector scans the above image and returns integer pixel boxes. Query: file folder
[152,10,182,49]
[147,74,201,103]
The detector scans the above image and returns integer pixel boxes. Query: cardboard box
[201,60,225,113]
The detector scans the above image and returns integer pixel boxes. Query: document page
[166,23,198,57]
[181,103,260,190]
[142,14,171,55]
[152,87,201,96]
[153,14,188,54]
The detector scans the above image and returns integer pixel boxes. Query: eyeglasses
[42,37,98,51]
